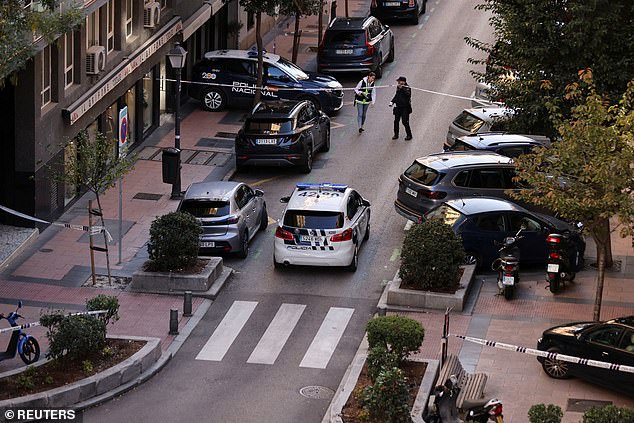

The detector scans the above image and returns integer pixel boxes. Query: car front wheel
[202,88,226,111]
[300,147,313,173]
[542,347,571,379]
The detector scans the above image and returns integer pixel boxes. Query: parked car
[189,49,344,114]
[370,0,427,24]
[445,107,514,150]
[423,197,585,268]
[235,100,330,173]
[394,151,531,223]
[317,16,394,78]
[445,133,551,158]
[177,181,268,259]
[274,183,371,271]
[536,316,634,396]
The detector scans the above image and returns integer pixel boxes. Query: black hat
[397,76,407,82]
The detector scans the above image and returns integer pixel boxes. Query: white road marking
[299,307,354,369]
[247,303,306,365]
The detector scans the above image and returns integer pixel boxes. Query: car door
[615,329,634,394]
[242,185,259,237]
[459,212,506,265]
[304,102,322,148]
[297,106,315,152]
[504,212,548,263]
[346,191,362,242]
[577,325,627,384]
[378,21,391,62]
[234,185,253,236]
[224,59,257,107]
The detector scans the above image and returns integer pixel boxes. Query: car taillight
[549,252,560,260]
[365,34,375,55]
[547,235,561,243]
[503,265,514,271]
[331,228,353,242]
[225,215,240,224]
[421,190,446,199]
[275,226,294,241]
[408,0,415,6]
[490,404,503,416]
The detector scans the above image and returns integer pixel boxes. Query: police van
[274,183,371,271]
[189,50,345,115]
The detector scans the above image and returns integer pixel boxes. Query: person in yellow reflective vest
[353,71,376,133]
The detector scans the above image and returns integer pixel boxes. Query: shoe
[405,135,413,141]
[392,135,398,140]
[359,128,364,133]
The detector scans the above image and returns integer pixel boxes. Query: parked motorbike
[0,301,40,365]
[546,232,579,293]
[491,226,525,300]
[423,375,504,423]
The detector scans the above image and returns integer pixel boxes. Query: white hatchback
[273,183,371,271]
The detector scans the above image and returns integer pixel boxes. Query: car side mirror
[255,189,264,197]
[280,196,290,203]
[362,199,371,207]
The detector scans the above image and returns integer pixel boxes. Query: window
[619,330,634,353]
[475,214,505,232]
[368,21,381,39]
[86,11,100,48]
[40,44,52,107]
[126,0,133,37]
[404,162,439,185]
[507,214,541,232]
[221,59,252,76]
[234,186,249,209]
[497,146,526,158]
[346,192,360,219]
[106,0,115,53]
[247,12,255,31]
[180,200,230,217]
[245,119,292,135]
[586,326,624,348]
[283,211,344,229]
[452,111,485,133]
[64,32,74,88]
[159,0,167,8]
[305,103,318,120]
[323,30,366,46]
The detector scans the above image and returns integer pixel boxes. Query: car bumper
[236,153,305,168]
[318,61,376,75]
[198,232,241,253]
[274,240,355,267]
[394,200,425,223]
[320,92,345,113]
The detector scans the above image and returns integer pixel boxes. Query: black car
[445,133,552,158]
[189,49,344,114]
[370,0,427,24]
[317,17,394,78]
[536,316,634,396]
[235,100,330,173]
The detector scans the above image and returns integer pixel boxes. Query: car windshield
[449,140,476,151]
[404,162,440,185]
[424,204,463,226]
[324,30,366,46]
[245,119,294,135]
[275,57,309,80]
[453,111,485,133]
[180,200,230,218]
[283,210,344,229]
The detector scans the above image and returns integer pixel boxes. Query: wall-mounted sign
[118,106,128,158]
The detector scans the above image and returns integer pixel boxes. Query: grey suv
[178,181,268,258]
[394,151,529,223]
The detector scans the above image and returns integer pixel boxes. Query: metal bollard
[183,291,192,317]
[169,308,179,335]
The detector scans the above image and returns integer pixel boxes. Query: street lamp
[166,42,187,200]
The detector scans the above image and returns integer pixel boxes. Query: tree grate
[133,193,163,201]
[566,399,612,413]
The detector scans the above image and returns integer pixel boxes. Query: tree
[53,131,136,284]
[466,0,634,138]
[0,0,82,83]
[278,0,321,63]
[510,76,634,321]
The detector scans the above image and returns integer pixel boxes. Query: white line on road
[195,301,258,361]
[247,303,306,365]
[299,307,354,369]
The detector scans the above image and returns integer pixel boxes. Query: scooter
[546,232,578,293]
[0,301,40,365]
[491,226,524,300]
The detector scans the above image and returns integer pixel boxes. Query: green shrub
[146,211,201,272]
[399,219,464,290]
[367,345,400,382]
[528,404,563,423]
[366,316,424,362]
[583,405,634,423]
[86,295,119,325]
[359,367,411,423]
[40,313,106,361]
[81,360,94,375]
[14,366,36,390]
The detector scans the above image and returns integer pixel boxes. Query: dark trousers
[393,107,412,137]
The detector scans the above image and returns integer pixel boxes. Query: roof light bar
[296,183,348,192]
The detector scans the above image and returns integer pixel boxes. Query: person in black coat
[389,76,413,140]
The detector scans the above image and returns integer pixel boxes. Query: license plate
[336,49,353,55]
[299,235,321,243]
[200,241,215,248]
[256,138,277,145]
[384,1,400,5]
[405,187,418,198]
[502,276,515,286]
[547,263,559,272]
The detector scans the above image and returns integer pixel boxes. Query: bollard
[183,291,192,317]
[169,308,179,335]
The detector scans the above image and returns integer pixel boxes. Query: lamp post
[166,42,187,200]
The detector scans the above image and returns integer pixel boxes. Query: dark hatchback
[370,0,427,24]
[235,100,330,173]
[536,317,634,396]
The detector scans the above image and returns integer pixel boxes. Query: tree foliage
[466,0,634,138]
[278,0,321,63]
[0,0,83,83]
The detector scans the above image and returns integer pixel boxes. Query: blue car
[424,197,585,269]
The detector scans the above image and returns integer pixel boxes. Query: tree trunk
[604,229,613,268]
[345,0,349,17]
[292,12,301,63]
[591,218,611,321]
[317,0,324,48]
[96,194,112,286]
[254,11,263,106]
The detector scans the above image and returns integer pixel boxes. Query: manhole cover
[567,399,612,413]
[299,385,334,400]
[133,192,163,201]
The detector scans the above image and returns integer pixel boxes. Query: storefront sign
[66,19,183,126]
[118,106,128,158]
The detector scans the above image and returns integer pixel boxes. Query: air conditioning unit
[144,2,161,28]
[86,45,106,75]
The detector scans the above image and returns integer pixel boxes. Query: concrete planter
[385,265,475,311]
[130,257,223,293]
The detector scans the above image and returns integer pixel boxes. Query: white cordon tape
[0,205,113,242]
[0,310,108,334]
[453,334,634,374]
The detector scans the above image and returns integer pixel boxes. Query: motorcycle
[546,232,580,293]
[491,226,525,300]
[423,375,504,423]
[0,301,40,365]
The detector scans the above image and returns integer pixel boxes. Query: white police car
[274,183,371,271]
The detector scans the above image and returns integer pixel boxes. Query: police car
[274,183,371,271]
[189,50,345,115]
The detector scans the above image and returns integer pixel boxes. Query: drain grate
[197,137,235,148]
[39,248,53,253]
[215,132,238,139]
[299,385,334,400]
[567,399,612,413]
[133,192,163,201]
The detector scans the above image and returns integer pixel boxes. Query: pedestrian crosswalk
[195,301,355,369]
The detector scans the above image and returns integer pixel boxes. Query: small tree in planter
[583,405,634,423]
[528,404,563,423]
[359,367,411,423]
[366,315,425,363]
[399,219,465,291]
[146,211,201,272]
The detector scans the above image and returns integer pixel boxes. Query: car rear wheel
[421,0,427,14]
[411,10,419,25]
[363,220,370,241]
[387,41,395,63]
[202,88,226,112]
[542,347,571,379]
[321,126,331,152]
[346,243,359,272]
[300,147,313,174]
[374,60,383,79]
[237,231,249,259]
[464,252,480,268]
[259,206,268,231]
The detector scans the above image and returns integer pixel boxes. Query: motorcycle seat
[461,398,490,409]
[501,255,518,263]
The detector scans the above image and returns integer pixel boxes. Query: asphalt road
[85,1,494,422]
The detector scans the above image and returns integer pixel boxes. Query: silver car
[445,107,514,150]
[177,181,268,258]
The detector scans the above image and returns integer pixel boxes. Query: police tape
[453,334,634,374]
[0,310,108,334]
[0,205,113,242]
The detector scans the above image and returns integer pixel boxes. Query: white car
[273,183,371,271]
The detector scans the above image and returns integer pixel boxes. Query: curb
[0,228,38,273]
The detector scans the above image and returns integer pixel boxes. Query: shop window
[64,32,74,88]
[126,0,133,38]
[40,44,52,108]
[125,86,136,147]
[86,10,100,48]
[107,0,115,53]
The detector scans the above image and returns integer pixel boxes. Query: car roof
[287,184,349,212]
[182,181,241,201]
[250,100,303,118]
[461,107,514,121]
[458,133,542,148]
[607,316,634,328]
[327,17,370,30]
[443,197,527,215]
[203,49,281,64]
[415,151,513,170]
